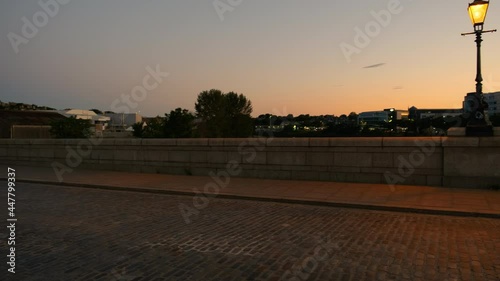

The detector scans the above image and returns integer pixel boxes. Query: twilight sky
[1,0,500,117]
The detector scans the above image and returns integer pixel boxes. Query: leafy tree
[308,118,324,128]
[294,114,310,124]
[164,108,195,138]
[132,122,144,138]
[50,116,92,138]
[142,116,165,138]
[322,122,360,137]
[255,114,272,126]
[348,112,358,123]
[195,89,224,137]
[228,113,254,137]
[195,89,253,137]
[222,91,254,137]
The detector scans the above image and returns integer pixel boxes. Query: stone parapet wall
[0,137,499,188]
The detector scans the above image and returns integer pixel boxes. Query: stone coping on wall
[1,137,500,147]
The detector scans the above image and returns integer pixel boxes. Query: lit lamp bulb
[468,0,489,30]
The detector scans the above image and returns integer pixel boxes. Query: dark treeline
[47,90,500,138]
[133,89,253,138]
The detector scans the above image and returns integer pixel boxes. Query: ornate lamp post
[462,0,496,136]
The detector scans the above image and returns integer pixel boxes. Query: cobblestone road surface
[1,182,499,281]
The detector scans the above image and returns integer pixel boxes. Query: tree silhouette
[195,89,253,137]
[164,108,195,138]
[49,116,92,138]
[142,117,165,138]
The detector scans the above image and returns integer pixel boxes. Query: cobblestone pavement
[1,182,500,281]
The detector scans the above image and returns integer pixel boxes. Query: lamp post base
[463,92,493,136]
[466,124,493,136]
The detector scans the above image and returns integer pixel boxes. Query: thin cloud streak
[363,63,386,69]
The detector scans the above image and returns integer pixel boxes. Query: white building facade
[104,113,142,128]
[57,109,110,125]
[358,111,390,125]
[484,92,500,116]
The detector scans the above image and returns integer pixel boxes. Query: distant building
[358,108,408,126]
[484,92,500,116]
[386,108,409,120]
[105,113,142,127]
[408,107,462,120]
[105,113,142,131]
[358,111,390,125]
[54,109,111,136]
[57,109,110,125]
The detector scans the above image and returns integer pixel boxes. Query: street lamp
[462,0,496,136]
[469,0,489,29]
